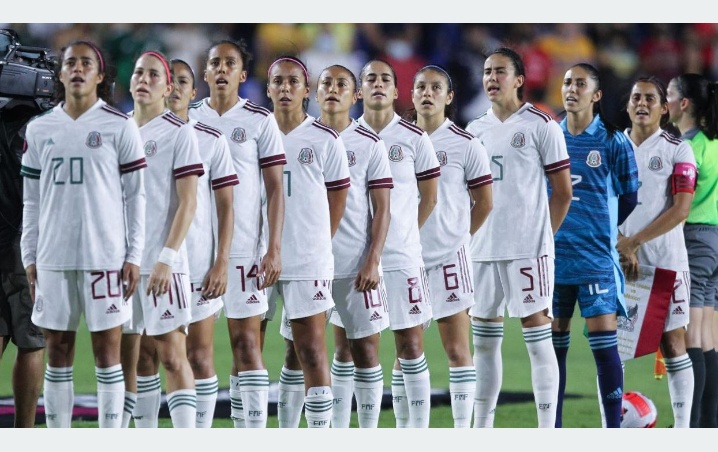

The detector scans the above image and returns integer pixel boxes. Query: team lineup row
[8,36,718,429]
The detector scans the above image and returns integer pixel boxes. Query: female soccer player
[21,40,146,428]
[267,56,350,428]
[551,63,639,428]
[189,39,286,428]
[358,59,441,428]
[667,73,718,427]
[317,64,392,428]
[410,64,493,428]
[617,76,696,429]
[167,58,238,427]
[120,50,203,428]
[465,47,572,428]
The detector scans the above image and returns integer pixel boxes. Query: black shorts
[0,238,45,349]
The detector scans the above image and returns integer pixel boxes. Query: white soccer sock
[43,366,74,428]
[449,366,476,428]
[665,354,694,428]
[399,355,431,428]
[330,358,355,428]
[391,368,409,428]
[229,374,245,428]
[167,388,197,428]
[121,392,137,428]
[523,324,559,428]
[278,367,305,428]
[133,373,161,428]
[304,386,333,428]
[95,364,125,428]
[354,365,384,428]
[471,320,503,428]
[239,369,270,428]
[194,375,218,428]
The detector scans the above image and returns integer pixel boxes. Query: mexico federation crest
[231,127,246,143]
[86,131,102,149]
[34,295,44,312]
[389,145,403,162]
[617,303,639,332]
[144,140,157,157]
[298,148,314,165]
[436,151,448,166]
[586,150,602,168]
[346,150,356,167]
[648,156,663,171]
[510,132,525,148]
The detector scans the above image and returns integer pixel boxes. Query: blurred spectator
[638,23,682,82]
[536,23,597,112]
[509,24,553,108]
[446,24,501,127]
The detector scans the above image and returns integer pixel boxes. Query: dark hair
[267,55,310,112]
[317,64,357,92]
[54,40,115,106]
[170,58,195,89]
[671,73,718,140]
[405,64,456,123]
[631,76,670,128]
[359,58,398,86]
[206,39,253,72]
[486,47,525,101]
[568,63,620,138]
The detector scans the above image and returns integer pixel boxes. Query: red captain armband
[671,162,697,195]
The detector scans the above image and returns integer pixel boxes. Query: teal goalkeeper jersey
[551,115,639,285]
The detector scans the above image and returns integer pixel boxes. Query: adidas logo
[523,294,535,304]
[672,306,684,315]
[446,293,459,302]
[369,311,382,321]
[606,388,623,400]
[197,297,209,306]
[313,291,326,301]
[160,310,174,320]
[409,305,422,315]
[106,304,120,314]
[246,294,260,304]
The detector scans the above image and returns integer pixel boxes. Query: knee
[295,343,325,370]
[186,345,213,376]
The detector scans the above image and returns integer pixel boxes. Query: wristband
[158,247,177,266]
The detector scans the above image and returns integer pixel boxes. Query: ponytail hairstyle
[404,64,457,123]
[267,55,310,111]
[486,47,526,101]
[671,73,718,140]
[633,76,670,128]
[570,63,620,138]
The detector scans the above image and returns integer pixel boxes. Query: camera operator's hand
[25,264,37,302]
[121,261,140,301]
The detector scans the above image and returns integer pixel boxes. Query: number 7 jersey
[466,102,570,261]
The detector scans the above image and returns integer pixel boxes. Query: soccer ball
[621,391,657,428]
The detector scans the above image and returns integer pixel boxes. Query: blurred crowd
[5,22,718,128]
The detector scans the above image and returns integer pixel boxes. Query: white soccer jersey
[189,97,286,258]
[619,128,696,271]
[332,120,393,278]
[136,110,204,275]
[357,113,440,271]
[21,99,146,270]
[420,119,493,268]
[465,102,570,261]
[185,119,239,283]
[278,115,350,280]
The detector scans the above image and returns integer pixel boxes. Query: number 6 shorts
[424,244,475,321]
[32,269,131,333]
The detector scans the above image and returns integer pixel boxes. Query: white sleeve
[210,135,239,190]
[118,119,147,266]
[415,132,440,181]
[367,139,393,190]
[541,120,571,174]
[19,130,41,268]
[173,124,204,179]
[323,136,351,191]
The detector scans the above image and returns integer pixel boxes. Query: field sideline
[0,304,674,428]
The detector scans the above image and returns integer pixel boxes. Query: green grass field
[0,310,673,428]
